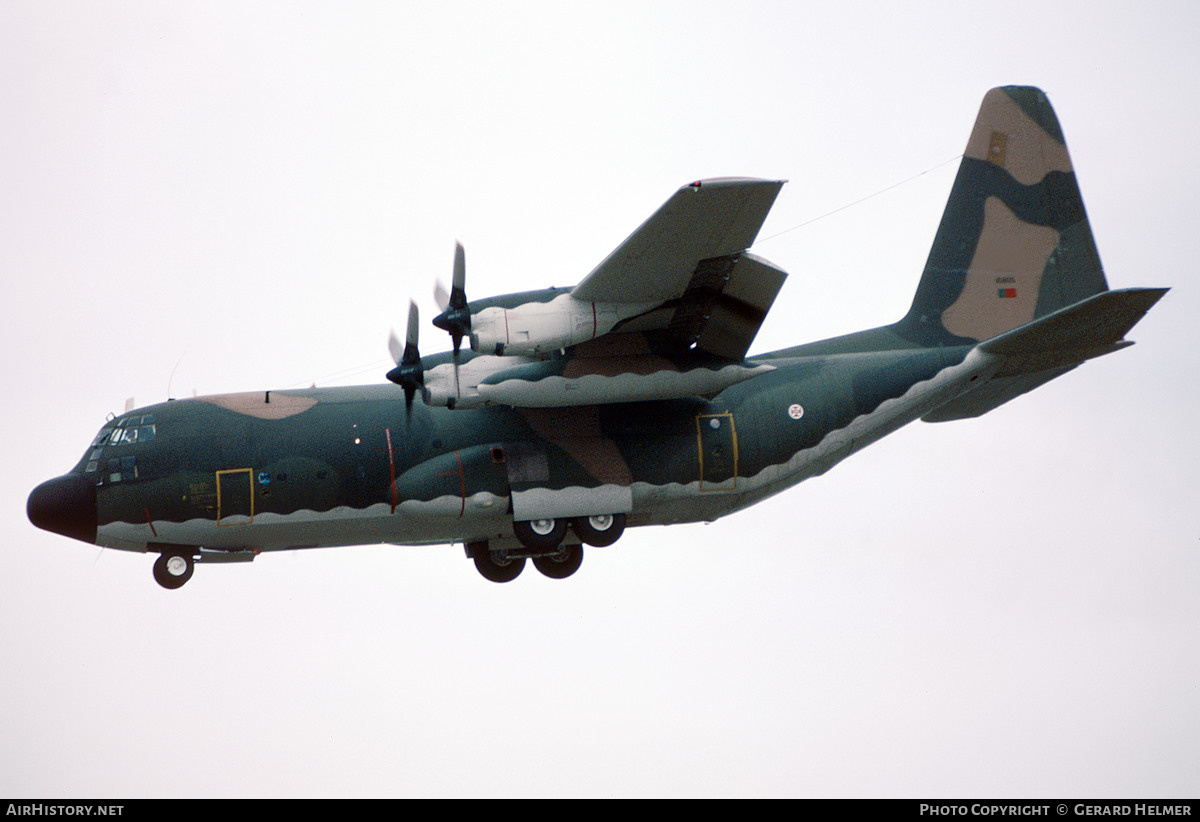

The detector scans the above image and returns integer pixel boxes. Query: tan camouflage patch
[563,334,678,379]
[518,406,633,485]
[201,392,317,420]
[942,196,1059,340]
[965,89,1072,185]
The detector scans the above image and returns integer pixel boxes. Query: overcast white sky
[2,1,1198,798]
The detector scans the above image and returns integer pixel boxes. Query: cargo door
[216,468,255,525]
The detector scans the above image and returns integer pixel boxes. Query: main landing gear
[152,549,195,590]
[470,542,526,583]
[532,544,583,579]
[468,513,627,583]
[571,514,625,548]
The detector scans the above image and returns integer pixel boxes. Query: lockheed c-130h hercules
[28,86,1167,589]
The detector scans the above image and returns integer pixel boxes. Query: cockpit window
[107,414,156,445]
[98,415,157,445]
[106,455,138,483]
[83,414,156,480]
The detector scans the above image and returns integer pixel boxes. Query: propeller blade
[387,300,421,365]
[405,298,420,356]
[451,337,462,398]
[452,241,466,300]
[433,280,450,313]
[387,329,403,365]
[432,241,465,313]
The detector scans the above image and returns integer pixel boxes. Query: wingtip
[685,177,787,190]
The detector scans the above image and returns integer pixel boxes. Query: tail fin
[901,85,1109,345]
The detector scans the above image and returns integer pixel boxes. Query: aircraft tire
[532,544,584,579]
[512,518,568,551]
[153,551,194,590]
[473,550,525,583]
[572,513,626,547]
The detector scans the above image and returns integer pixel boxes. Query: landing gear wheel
[513,518,568,551]
[572,513,626,547]
[533,543,584,579]
[153,550,194,590]
[473,549,525,583]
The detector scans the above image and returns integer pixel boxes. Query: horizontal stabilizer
[922,365,1080,422]
[978,287,1168,356]
[924,287,1167,422]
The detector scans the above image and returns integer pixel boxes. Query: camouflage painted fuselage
[84,343,981,556]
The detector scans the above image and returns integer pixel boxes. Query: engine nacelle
[423,353,539,409]
[469,294,654,356]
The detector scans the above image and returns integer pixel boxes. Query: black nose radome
[28,474,97,545]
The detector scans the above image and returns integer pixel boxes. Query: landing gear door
[216,468,255,526]
[697,413,738,492]
[504,443,632,521]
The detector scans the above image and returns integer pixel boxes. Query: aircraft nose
[27,474,97,544]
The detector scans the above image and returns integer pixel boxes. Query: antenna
[167,353,185,400]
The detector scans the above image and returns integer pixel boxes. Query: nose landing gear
[152,549,195,590]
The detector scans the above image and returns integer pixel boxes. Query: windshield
[80,414,156,483]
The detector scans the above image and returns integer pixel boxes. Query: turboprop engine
[468,294,655,356]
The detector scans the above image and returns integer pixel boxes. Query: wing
[573,177,785,302]
[574,177,787,361]
[467,178,788,357]
[421,178,789,409]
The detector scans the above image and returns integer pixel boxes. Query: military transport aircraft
[28,86,1166,588]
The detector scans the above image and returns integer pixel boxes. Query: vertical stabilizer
[901,86,1108,345]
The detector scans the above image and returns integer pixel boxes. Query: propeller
[432,241,471,366]
[386,300,425,418]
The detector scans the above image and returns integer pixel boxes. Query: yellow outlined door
[216,468,254,525]
[696,413,738,492]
